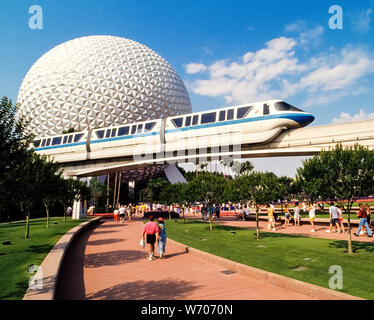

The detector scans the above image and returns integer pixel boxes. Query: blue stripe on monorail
[34,113,312,151]
[164,113,312,134]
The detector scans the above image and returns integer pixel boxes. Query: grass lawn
[165,219,374,299]
[0,217,89,300]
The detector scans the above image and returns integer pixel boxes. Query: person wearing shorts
[308,202,316,232]
[284,203,291,227]
[327,202,341,234]
[294,202,301,226]
[119,205,126,223]
[142,215,159,260]
[336,204,346,233]
[266,203,276,231]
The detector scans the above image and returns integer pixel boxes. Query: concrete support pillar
[72,199,87,219]
[128,180,135,202]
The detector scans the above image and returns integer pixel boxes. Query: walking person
[307,202,316,232]
[294,202,301,226]
[157,217,167,259]
[326,202,341,233]
[284,203,291,227]
[214,203,221,221]
[336,204,346,233]
[354,203,373,238]
[201,204,207,221]
[266,203,276,231]
[142,215,159,261]
[119,205,126,223]
[126,204,132,222]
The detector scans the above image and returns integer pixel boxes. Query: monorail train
[32,100,314,163]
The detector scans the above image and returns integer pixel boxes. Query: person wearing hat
[157,217,167,259]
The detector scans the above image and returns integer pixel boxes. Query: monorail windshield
[274,102,303,112]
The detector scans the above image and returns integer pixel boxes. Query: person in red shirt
[142,216,159,260]
[354,203,373,238]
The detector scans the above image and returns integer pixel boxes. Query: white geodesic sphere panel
[17,35,192,137]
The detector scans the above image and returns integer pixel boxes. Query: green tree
[185,172,226,230]
[239,160,254,176]
[38,156,63,228]
[226,172,279,239]
[298,144,374,254]
[89,177,106,207]
[0,97,34,222]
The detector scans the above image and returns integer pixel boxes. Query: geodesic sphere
[17,35,192,137]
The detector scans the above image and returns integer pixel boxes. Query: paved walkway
[57,218,316,300]
[212,216,374,243]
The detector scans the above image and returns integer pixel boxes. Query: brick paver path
[57,218,317,300]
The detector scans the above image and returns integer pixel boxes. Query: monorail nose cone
[301,114,315,126]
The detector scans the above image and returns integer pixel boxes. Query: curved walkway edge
[167,238,363,300]
[23,217,101,300]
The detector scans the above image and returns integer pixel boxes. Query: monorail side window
[118,126,129,136]
[68,135,73,143]
[41,139,46,147]
[192,115,199,125]
[33,140,41,148]
[137,124,143,133]
[110,129,117,137]
[52,137,62,145]
[74,134,84,142]
[263,104,270,115]
[171,118,183,128]
[144,122,156,132]
[95,130,104,139]
[185,116,191,127]
[274,102,303,112]
[46,138,51,146]
[237,106,252,119]
[105,129,111,138]
[201,112,216,124]
[227,109,234,120]
[219,110,226,121]
[131,125,136,134]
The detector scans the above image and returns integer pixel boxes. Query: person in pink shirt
[142,216,159,260]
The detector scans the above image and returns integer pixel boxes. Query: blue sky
[1,0,374,175]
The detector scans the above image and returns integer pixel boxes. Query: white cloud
[185,63,207,74]
[186,36,374,106]
[351,8,372,33]
[285,21,324,47]
[332,109,374,123]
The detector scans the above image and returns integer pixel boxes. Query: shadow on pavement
[86,278,201,300]
[84,249,147,268]
[54,225,95,300]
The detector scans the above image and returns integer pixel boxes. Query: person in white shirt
[119,205,126,223]
[307,202,316,232]
[336,204,346,233]
[327,202,341,233]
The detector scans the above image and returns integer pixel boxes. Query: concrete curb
[167,238,363,300]
[23,217,101,300]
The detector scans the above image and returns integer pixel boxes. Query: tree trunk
[64,206,67,222]
[168,206,171,221]
[256,208,260,240]
[209,214,213,231]
[25,211,30,239]
[183,206,186,224]
[347,212,353,254]
[44,202,50,228]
